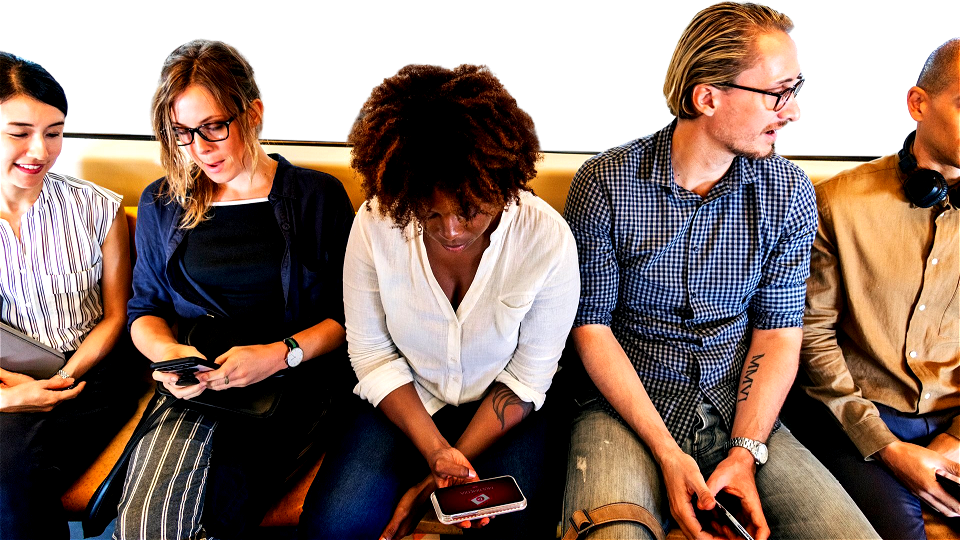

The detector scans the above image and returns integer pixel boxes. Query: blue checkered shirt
[564,121,817,441]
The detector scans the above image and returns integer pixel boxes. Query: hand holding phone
[694,491,755,540]
[430,475,527,525]
[150,357,219,386]
[937,471,960,501]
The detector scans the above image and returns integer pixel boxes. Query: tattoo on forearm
[738,353,764,402]
[490,384,534,430]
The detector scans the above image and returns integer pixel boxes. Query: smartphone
[150,357,219,386]
[430,475,527,525]
[694,492,755,540]
[937,472,960,500]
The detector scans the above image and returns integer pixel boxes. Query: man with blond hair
[561,3,878,539]
[786,38,960,540]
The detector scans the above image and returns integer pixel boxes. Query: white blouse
[345,191,580,414]
[0,173,121,351]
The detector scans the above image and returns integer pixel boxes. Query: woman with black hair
[299,64,580,540]
[0,52,142,539]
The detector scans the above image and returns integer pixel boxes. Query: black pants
[0,336,146,540]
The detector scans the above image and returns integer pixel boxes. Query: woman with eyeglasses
[115,39,354,540]
[0,52,143,539]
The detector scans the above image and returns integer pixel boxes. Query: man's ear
[692,83,719,117]
[907,86,927,122]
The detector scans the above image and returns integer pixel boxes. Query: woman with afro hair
[299,64,580,539]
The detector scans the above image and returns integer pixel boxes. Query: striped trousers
[113,398,217,540]
[112,388,327,540]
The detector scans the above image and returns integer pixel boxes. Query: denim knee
[298,401,419,539]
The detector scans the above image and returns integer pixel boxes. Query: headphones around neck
[897,131,950,208]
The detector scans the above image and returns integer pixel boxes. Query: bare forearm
[454,383,534,460]
[378,383,449,459]
[294,318,345,362]
[62,313,126,378]
[572,325,681,461]
[731,327,802,440]
[130,315,185,362]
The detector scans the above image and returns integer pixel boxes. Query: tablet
[0,321,66,379]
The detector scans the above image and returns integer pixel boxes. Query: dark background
[0,6,957,157]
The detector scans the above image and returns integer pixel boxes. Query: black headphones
[897,131,951,208]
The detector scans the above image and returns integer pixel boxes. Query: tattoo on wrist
[490,384,533,430]
[738,353,764,402]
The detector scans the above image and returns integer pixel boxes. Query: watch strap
[728,437,766,465]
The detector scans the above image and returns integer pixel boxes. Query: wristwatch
[283,337,303,368]
[727,437,768,466]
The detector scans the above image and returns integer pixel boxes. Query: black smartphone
[694,491,755,540]
[937,472,960,500]
[430,475,527,525]
[150,357,219,386]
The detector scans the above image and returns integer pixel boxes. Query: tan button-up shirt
[801,154,959,458]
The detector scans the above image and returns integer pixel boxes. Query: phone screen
[150,357,218,373]
[938,473,960,500]
[433,476,525,517]
[150,357,218,386]
[695,493,755,540]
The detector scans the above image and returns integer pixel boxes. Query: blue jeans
[783,391,960,540]
[299,394,566,539]
[563,401,880,539]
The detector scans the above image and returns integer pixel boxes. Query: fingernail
[468,470,476,478]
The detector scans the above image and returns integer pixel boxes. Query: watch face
[286,348,304,367]
[755,443,768,464]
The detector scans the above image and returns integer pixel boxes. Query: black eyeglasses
[716,77,805,112]
[173,116,236,146]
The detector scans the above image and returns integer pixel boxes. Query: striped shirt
[564,121,817,441]
[0,172,122,352]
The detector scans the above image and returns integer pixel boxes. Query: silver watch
[727,437,768,466]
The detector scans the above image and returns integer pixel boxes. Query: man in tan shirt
[785,38,959,539]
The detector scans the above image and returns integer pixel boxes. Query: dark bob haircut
[0,52,68,116]
[349,64,541,231]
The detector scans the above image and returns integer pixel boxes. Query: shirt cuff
[752,310,804,330]
[494,371,549,411]
[846,414,900,459]
[352,359,415,408]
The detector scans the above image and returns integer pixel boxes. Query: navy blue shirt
[564,122,817,441]
[128,154,354,340]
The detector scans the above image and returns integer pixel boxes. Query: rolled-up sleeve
[564,163,618,329]
[126,182,179,329]
[751,177,817,330]
[495,220,580,410]
[344,207,415,407]
[801,186,898,458]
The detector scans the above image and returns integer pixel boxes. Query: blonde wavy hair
[151,39,263,228]
[664,2,793,119]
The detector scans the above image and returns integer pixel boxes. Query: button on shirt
[345,192,580,414]
[802,154,959,458]
[0,173,121,351]
[565,122,817,441]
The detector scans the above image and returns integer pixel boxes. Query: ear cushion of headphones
[898,131,949,208]
[904,168,950,208]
